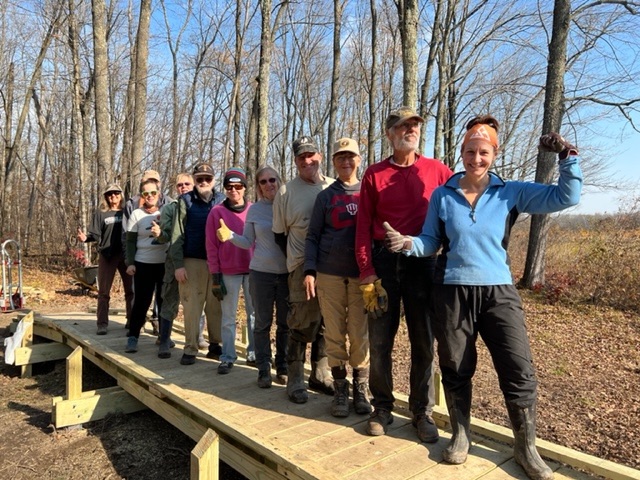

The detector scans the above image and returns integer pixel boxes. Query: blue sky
[572,133,640,215]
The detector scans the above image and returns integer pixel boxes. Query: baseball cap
[102,183,123,196]
[292,136,319,157]
[333,137,360,157]
[385,106,425,130]
[141,169,161,182]
[192,163,214,177]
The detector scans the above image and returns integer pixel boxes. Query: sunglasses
[259,178,277,185]
[141,190,158,198]
[176,182,192,188]
[195,176,213,184]
[225,184,245,191]
[106,191,121,197]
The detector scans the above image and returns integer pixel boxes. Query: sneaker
[413,413,439,443]
[125,336,138,353]
[257,369,272,388]
[275,368,288,385]
[96,326,108,335]
[218,362,233,375]
[206,343,222,360]
[367,409,393,436]
[198,338,210,350]
[246,351,257,368]
[180,354,196,365]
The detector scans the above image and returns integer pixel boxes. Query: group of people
[79,106,582,480]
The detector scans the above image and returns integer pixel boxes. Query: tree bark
[131,0,152,179]
[395,0,419,108]
[92,0,112,186]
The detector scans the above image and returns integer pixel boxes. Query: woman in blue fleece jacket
[384,115,582,480]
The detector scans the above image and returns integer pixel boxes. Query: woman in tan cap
[77,183,134,335]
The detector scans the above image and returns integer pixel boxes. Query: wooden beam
[20,312,34,378]
[52,386,147,428]
[66,346,83,400]
[13,343,72,366]
[191,429,219,480]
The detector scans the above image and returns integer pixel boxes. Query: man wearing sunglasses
[170,163,225,365]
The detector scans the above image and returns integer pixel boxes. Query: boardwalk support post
[191,428,219,480]
[52,346,146,428]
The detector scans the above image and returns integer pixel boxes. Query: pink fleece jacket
[206,202,254,275]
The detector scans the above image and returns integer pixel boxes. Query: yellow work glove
[360,279,388,319]
[216,218,234,242]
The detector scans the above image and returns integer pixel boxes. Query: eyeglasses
[259,178,277,185]
[195,176,213,184]
[106,192,121,197]
[225,184,245,191]
[141,190,158,198]
[176,182,192,188]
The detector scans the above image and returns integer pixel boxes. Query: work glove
[383,221,412,253]
[216,218,234,242]
[539,132,578,160]
[211,273,227,301]
[360,279,388,319]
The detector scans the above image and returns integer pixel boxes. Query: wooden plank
[66,346,83,400]
[20,312,34,378]
[52,386,147,428]
[13,342,72,366]
[191,428,219,480]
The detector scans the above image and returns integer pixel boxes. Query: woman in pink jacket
[206,167,255,374]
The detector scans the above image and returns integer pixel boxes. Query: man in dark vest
[170,163,225,365]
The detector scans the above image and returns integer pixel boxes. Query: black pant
[368,245,436,414]
[129,261,165,338]
[431,283,537,408]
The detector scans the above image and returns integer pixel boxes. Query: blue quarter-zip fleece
[407,156,582,285]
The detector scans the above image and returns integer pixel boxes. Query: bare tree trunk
[326,0,344,174]
[419,0,443,155]
[521,0,571,288]
[394,0,419,107]
[366,0,378,166]
[131,0,152,177]
[0,62,14,236]
[92,0,112,186]
[257,0,272,168]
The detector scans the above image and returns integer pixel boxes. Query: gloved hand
[360,279,388,319]
[211,273,227,301]
[539,132,577,159]
[217,218,234,242]
[383,221,411,253]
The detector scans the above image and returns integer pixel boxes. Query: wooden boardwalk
[10,310,640,480]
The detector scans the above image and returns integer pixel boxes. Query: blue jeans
[369,245,436,414]
[220,273,255,364]
[249,270,289,372]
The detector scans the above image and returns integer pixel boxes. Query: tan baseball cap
[102,183,122,196]
[141,169,161,182]
[333,137,360,157]
[385,106,424,130]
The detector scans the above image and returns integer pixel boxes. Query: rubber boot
[157,317,173,359]
[352,368,373,415]
[309,357,335,395]
[506,402,554,480]
[331,379,350,417]
[286,338,308,404]
[442,385,472,464]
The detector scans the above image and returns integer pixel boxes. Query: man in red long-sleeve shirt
[355,106,452,442]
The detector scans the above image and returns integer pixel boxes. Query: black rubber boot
[286,337,308,404]
[157,317,173,359]
[442,385,472,464]
[506,402,554,480]
[352,368,372,415]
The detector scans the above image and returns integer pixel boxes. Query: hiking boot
[180,354,196,365]
[96,326,108,335]
[352,379,373,415]
[257,369,272,388]
[275,368,288,385]
[367,409,393,436]
[331,379,350,418]
[218,362,233,375]
[413,413,439,443]
[206,343,222,360]
[125,336,138,353]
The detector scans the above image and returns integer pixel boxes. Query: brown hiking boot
[413,413,439,443]
[367,409,393,436]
